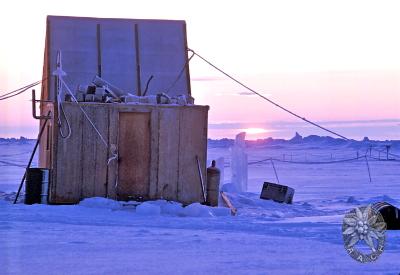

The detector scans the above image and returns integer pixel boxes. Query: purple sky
[1,0,399,140]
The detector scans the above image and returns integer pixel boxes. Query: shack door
[118,112,151,200]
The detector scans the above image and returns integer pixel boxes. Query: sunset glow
[241,128,269,135]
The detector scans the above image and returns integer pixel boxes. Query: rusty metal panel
[117,112,151,200]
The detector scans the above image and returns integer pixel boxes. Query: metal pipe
[32,89,52,120]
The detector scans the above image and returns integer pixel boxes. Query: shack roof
[42,15,191,100]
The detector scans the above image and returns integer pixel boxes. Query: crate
[260,182,294,204]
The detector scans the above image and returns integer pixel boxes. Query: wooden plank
[117,112,151,200]
[40,23,55,196]
[81,105,96,198]
[52,103,83,203]
[39,22,52,169]
[41,18,50,101]
[177,106,208,204]
[107,106,118,199]
[76,104,107,198]
[48,103,58,204]
[196,155,206,203]
[79,104,109,199]
[148,110,159,199]
[117,104,157,113]
[48,103,209,205]
[220,191,237,216]
[93,104,109,197]
[157,108,180,200]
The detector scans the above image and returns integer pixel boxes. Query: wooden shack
[37,16,209,204]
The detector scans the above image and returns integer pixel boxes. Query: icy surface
[1,137,400,274]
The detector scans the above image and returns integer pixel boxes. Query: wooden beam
[220,191,237,216]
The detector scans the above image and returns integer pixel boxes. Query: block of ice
[230,132,248,192]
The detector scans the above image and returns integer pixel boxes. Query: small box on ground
[260,182,294,204]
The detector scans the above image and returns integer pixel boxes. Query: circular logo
[342,205,387,263]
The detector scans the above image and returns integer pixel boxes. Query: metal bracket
[32,89,52,120]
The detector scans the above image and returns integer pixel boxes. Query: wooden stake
[196,155,206,203]
[220,191,237,216]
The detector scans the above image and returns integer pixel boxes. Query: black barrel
[372,201,400,230]
[24,168,50,205]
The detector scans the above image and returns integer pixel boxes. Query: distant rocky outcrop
[0,136,35,144]
[208,133,400,150]
[288,132,303,143]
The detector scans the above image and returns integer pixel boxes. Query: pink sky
[1,0,399,139]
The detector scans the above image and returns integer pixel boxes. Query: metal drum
[24,168,50,205]
[372,201,400,230]
[40,169,50,204]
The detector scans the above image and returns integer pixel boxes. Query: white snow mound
[136,202,161,216]
[134,200,231,217]
[79,197,122,210]
[182,203,214,217]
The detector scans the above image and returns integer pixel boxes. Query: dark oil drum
[24,168,50,205]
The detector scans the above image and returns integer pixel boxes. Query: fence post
[364,156,372,182]
[270,159,279,183]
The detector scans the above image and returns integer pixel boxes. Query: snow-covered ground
[1,138,400,274]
